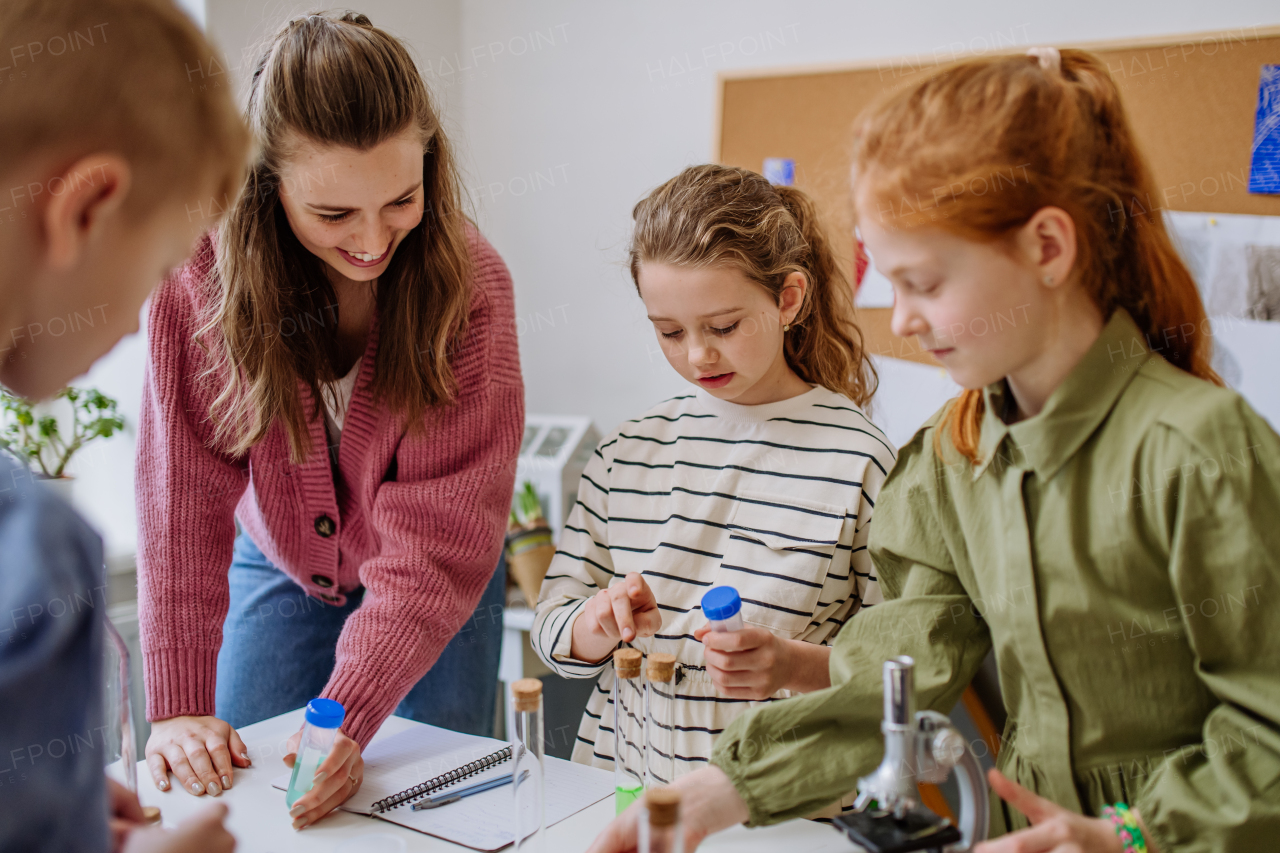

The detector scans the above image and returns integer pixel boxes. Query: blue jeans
[215,532,505,736]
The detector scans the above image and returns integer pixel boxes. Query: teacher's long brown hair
[203,11,473,463]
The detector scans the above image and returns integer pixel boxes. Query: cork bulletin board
[716,26,1280,365]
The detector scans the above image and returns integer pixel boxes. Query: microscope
[834,656,990,853]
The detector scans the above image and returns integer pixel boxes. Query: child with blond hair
[0,0,248,850]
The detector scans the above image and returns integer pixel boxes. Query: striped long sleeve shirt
[532,385,897,781]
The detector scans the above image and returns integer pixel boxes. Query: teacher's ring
[348,774,360,786]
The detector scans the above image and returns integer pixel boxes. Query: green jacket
[711,310,1280,852]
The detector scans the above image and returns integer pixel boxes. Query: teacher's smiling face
[277,126,426,283]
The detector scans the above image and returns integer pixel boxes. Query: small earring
[1042,275,1054,285]
[783,324,790,332]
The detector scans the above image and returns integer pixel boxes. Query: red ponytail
[851,49,1220,462]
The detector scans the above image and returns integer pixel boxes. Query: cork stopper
[614,648,642,679]
[141,806,162,825]
[646,652,676,683]
[646,787,681,827]
[512,678,542,712]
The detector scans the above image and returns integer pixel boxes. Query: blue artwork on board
[763,158,795,186]
[1248,64,1280,194]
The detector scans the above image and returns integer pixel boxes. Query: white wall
[205,0,462,118]
[454,0,1279,441]
[68,0,1280,558]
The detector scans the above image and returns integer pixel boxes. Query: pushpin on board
[763,158,795,186]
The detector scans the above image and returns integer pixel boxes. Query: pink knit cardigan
[136,228,524,748]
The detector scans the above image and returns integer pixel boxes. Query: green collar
[972,309,1152,481]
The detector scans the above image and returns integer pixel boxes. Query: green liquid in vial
[615,781,644,814]
[285,748,326,807]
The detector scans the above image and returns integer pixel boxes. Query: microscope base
[833,804,962,853]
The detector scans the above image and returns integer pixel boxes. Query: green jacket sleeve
[711,422,992,826]
[1136,397,1280,853]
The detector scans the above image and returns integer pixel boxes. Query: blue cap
[701,586,742,621]
[304,698,345,729]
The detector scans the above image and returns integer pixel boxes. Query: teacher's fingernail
[222,775,231,789]
[292,817,308,831]
[207,782,221,796]
[240,752,252,764]
[157,779,169,791]
[191,781,204,794]
[289,804,306,817]
[312,771,328,785]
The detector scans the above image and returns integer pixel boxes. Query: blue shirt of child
[0,449,109,852]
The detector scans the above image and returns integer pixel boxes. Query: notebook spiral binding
[371,746,514,813]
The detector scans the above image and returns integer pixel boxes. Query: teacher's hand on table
[586,765,748,853]
[146,716,252,796]
[283,728,364,830]
[121,802,236,853]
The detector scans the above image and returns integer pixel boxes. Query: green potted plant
[0,386,125,502]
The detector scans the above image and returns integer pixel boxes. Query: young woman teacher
[136,12,523,828]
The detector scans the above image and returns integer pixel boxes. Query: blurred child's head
[629,165,876,407]
[210,11,473,464]
[0,0,249,399]
[850,48,1218,458]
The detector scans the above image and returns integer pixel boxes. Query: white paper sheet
[1165,210,1280,320]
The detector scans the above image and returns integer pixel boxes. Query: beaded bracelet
[1102,803,1148,853]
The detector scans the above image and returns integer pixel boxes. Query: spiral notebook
[271,721,612,850]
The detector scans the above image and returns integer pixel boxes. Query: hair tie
[1026,46,1062,73]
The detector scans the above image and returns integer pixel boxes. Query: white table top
[132,709,857,852]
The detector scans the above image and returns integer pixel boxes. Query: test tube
[644,653,677,788]
[102,619,137,794]
[286,698,345,807]
[639,787,684,853]
[612,648,645,813]
[701,587,743,632]
[512,678,545,853]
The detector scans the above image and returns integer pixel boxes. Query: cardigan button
[312,574,334,589]
[319,593,340,603]
[314,515,336,537]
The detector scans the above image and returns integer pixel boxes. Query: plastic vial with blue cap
[701,586,743,632]
[286,698,345,807]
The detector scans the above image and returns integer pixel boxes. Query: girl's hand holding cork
[570,573,662,663]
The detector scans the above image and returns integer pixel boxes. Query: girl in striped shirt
[532,165,897,786]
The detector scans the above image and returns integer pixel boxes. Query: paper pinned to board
[854,230,895,309]
[1164,210,1280,322]
[1248,64,1280,195]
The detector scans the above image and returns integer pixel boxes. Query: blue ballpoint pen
[410,770,529,811]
